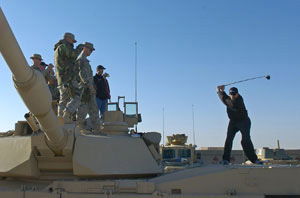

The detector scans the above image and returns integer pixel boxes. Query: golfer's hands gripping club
[217,85,225,92]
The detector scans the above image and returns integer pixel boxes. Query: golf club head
[265,75,271,80]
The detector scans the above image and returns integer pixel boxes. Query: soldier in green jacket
[54,32,81,123]
[76,42,100,132]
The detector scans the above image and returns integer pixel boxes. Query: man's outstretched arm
[217,85,234,108]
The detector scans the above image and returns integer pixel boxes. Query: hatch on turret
[101,96,142,135]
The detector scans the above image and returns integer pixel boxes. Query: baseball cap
[97,65,106,70]
[229,87,238,95]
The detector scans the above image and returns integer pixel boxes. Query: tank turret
[161,134,199,172]
[166,134,188,145]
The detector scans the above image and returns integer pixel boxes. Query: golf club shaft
[224,75,267,87]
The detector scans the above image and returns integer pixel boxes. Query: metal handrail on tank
[0,7,67,155]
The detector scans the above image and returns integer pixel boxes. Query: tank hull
[0,165,299,197]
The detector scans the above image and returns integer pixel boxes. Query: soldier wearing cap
[54,32,80,122]
[75,42,101,132]
[216,85,261,165]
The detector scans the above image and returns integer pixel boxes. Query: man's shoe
[92,129,107,136]
[80,129,94,135]
[219,160,230,165]
[57,116,65,125]
[254,160,264,165]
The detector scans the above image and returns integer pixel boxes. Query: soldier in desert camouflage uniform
[30,54,51,83]
[75,42,100,131]
[54,32,81,123]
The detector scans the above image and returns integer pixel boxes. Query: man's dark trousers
[223,117,258,163]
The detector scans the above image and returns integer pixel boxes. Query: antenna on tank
[134,42,138,132]
[162,107,165,145]
[134,42,138,102]
[192,104,195,145]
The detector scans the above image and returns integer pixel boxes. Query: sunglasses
[229,92,237,96]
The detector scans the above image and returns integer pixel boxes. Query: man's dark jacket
[218,91,249,122]
[93,74,111,100]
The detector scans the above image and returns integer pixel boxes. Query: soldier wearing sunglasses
[217,85,261,165]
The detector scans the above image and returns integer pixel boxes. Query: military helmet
[30,54,43,60]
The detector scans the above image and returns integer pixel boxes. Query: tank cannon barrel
[0,7,67,155]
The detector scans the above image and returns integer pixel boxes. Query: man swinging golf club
[217,85,262,165]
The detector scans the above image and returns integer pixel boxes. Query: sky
[0,1,299,149]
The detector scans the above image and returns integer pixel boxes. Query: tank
[161,134,200,172]
[1,7,300,197]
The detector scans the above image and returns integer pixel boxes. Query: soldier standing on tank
[75,42,101,132]
[54,32,81,123]
[30,54,51,83]
[30,53,44,72]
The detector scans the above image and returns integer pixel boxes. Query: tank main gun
[0,7,67,155]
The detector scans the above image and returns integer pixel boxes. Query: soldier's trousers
[57,80,81,117]
[77,93,100,131]
[222,118,258,163]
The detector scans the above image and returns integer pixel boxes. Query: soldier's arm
[78,61,94,88]
[57,44,75,60]
[55,45,66,72]
[57,44,66,57]
[106,79,111,99]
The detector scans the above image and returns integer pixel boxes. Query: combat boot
[62,111,73,124]
[80,129,94,135]
[92,124,106,136]
[57,116,65,125]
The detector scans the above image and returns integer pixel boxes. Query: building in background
[197,147,300,164]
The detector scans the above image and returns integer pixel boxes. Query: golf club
[224,75,271,87]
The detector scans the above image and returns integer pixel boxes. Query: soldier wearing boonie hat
[30,53,43,72]
[63,32,77,43]
[30,53,43,60]
[30,54,52,85]
[54,32,80,122]
[75,42,101,132]
[83,42,95,51]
